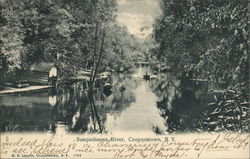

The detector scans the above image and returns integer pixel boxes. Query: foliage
[103,24,144,72]
[153,0,248,92]
[0,0,142,82]
[1,0,26,72]
[1,0,144,81]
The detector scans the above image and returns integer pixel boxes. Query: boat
[119,85,126,91]
[143,73,150,80]
[98,71,111,79]
[103,83,112,90]
[103,83,112,97]
[150,75,157,79]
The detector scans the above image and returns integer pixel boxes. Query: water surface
[0,66,208,134]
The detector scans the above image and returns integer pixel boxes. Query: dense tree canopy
[153,0,248,92]
[0,0,143,82]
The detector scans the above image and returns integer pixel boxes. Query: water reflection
[150,73,210,133]
[0,66,212,134]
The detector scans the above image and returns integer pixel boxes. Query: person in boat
[153,70,157,75]
[119,85,126,91]
[143,72,150,80]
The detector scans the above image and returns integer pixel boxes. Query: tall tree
[153,0,248,92]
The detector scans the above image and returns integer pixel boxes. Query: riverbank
[0,85,51,95]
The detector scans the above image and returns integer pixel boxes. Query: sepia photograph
[0,0,249,158]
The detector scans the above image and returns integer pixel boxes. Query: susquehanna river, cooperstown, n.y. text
[75,137,164,143]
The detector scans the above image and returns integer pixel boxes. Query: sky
[116,0,160,39]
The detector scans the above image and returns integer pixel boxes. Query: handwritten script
[1,133,249,159]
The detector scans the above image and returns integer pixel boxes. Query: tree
[153,0,248,92]
[1,0,26,72]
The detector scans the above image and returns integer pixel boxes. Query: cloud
[117,0,127,5]
[116,0,160,38]
[117,0,160,16]
[117,12,154,38]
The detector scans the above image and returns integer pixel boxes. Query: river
[0,66,214,134]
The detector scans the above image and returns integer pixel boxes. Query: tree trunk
[0,57,7,86]
[91,30,106,86]
[89,22,99,89]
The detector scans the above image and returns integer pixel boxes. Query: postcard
[0,0,249,158]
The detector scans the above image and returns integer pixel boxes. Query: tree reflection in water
[150,71,247,133]
[149,72,209,133]
[2,66,237,134]
[48,73,137,134]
